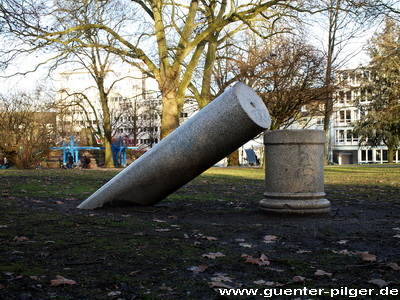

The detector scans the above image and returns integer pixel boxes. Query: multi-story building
[287,67,400,164]
[331,68,400,164]
[55,64,198,149]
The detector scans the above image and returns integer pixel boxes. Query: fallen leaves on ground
[315,269,333,277]
[368,278,389,288]
[155,228,170,232]
[360,252,377,262]
[292,276,306,283]
[263,235,278,244]
[254,280,283,287]
[242,253,269,266]
[337,240,348,244]
[129,271,140,277]
[202,252,225,259]
[153,219,167,223]
[296,249,311,254]
[14,236,29,242]
[50,275,77,286]
[234,238,253,248]
[211,273,233,283]
[187,264,209,273]
[332,249,354,255]
[208,273,236,290]
[386,262,400,271]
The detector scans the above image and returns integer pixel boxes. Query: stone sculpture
[259,129,330,214]
[78,82,271,209]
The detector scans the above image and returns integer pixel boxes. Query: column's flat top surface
[234,82,271,130]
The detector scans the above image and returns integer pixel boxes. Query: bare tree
[0,0,311,139]
[310,0,391,163]
[213,32,326,130]
[52,1,140,167]
[0,86,55,169]
[114,95,162,148]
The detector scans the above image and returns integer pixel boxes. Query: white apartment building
[287,67,399,164]
[55,64,198,149]
[331,68,400,164]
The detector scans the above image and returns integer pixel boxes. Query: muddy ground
[0,169,399,299]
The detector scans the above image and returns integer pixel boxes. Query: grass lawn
[0,165,399,299]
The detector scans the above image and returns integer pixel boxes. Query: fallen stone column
[78,82,271,209]
[259,129,330,214]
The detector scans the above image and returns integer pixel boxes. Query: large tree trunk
[324,38,334,165]
[160,90,181,139]
[388,146,395,164]
[323,0,339,165]
[102,114,114,168]
[323,92,333,165]
[99,84,114,168]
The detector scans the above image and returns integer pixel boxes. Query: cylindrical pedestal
[78,82,271,209]
[259,130,330,214]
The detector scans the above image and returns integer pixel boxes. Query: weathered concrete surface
[259,129,330,214]
[78,82,271,209]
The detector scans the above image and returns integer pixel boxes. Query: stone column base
[260,192,331,214]
[260,129,330,214]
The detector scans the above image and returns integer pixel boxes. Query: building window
[336,130,345,143]
[346,91,352,103]
[346,130,352,142]
[376,150,382,161]
[339,110,351,123]
[383,150,388,161]
[361,150,373,162]
[339,91,345,104]
[336,129,358,145]
[316,117,324,125]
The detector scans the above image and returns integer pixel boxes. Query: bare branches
[212,31,326,130]
[0,86,55,168]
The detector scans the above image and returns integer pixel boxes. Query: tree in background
[0,0,310,139]
[354,17,400,163]
[45,0,137,168]
[213,32,326,130]
[121,96,162,148]
[0,87,55,169]
[311,0,392,163]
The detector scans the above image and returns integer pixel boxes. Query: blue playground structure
[51,135,138,167]
[112,137,139,167]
